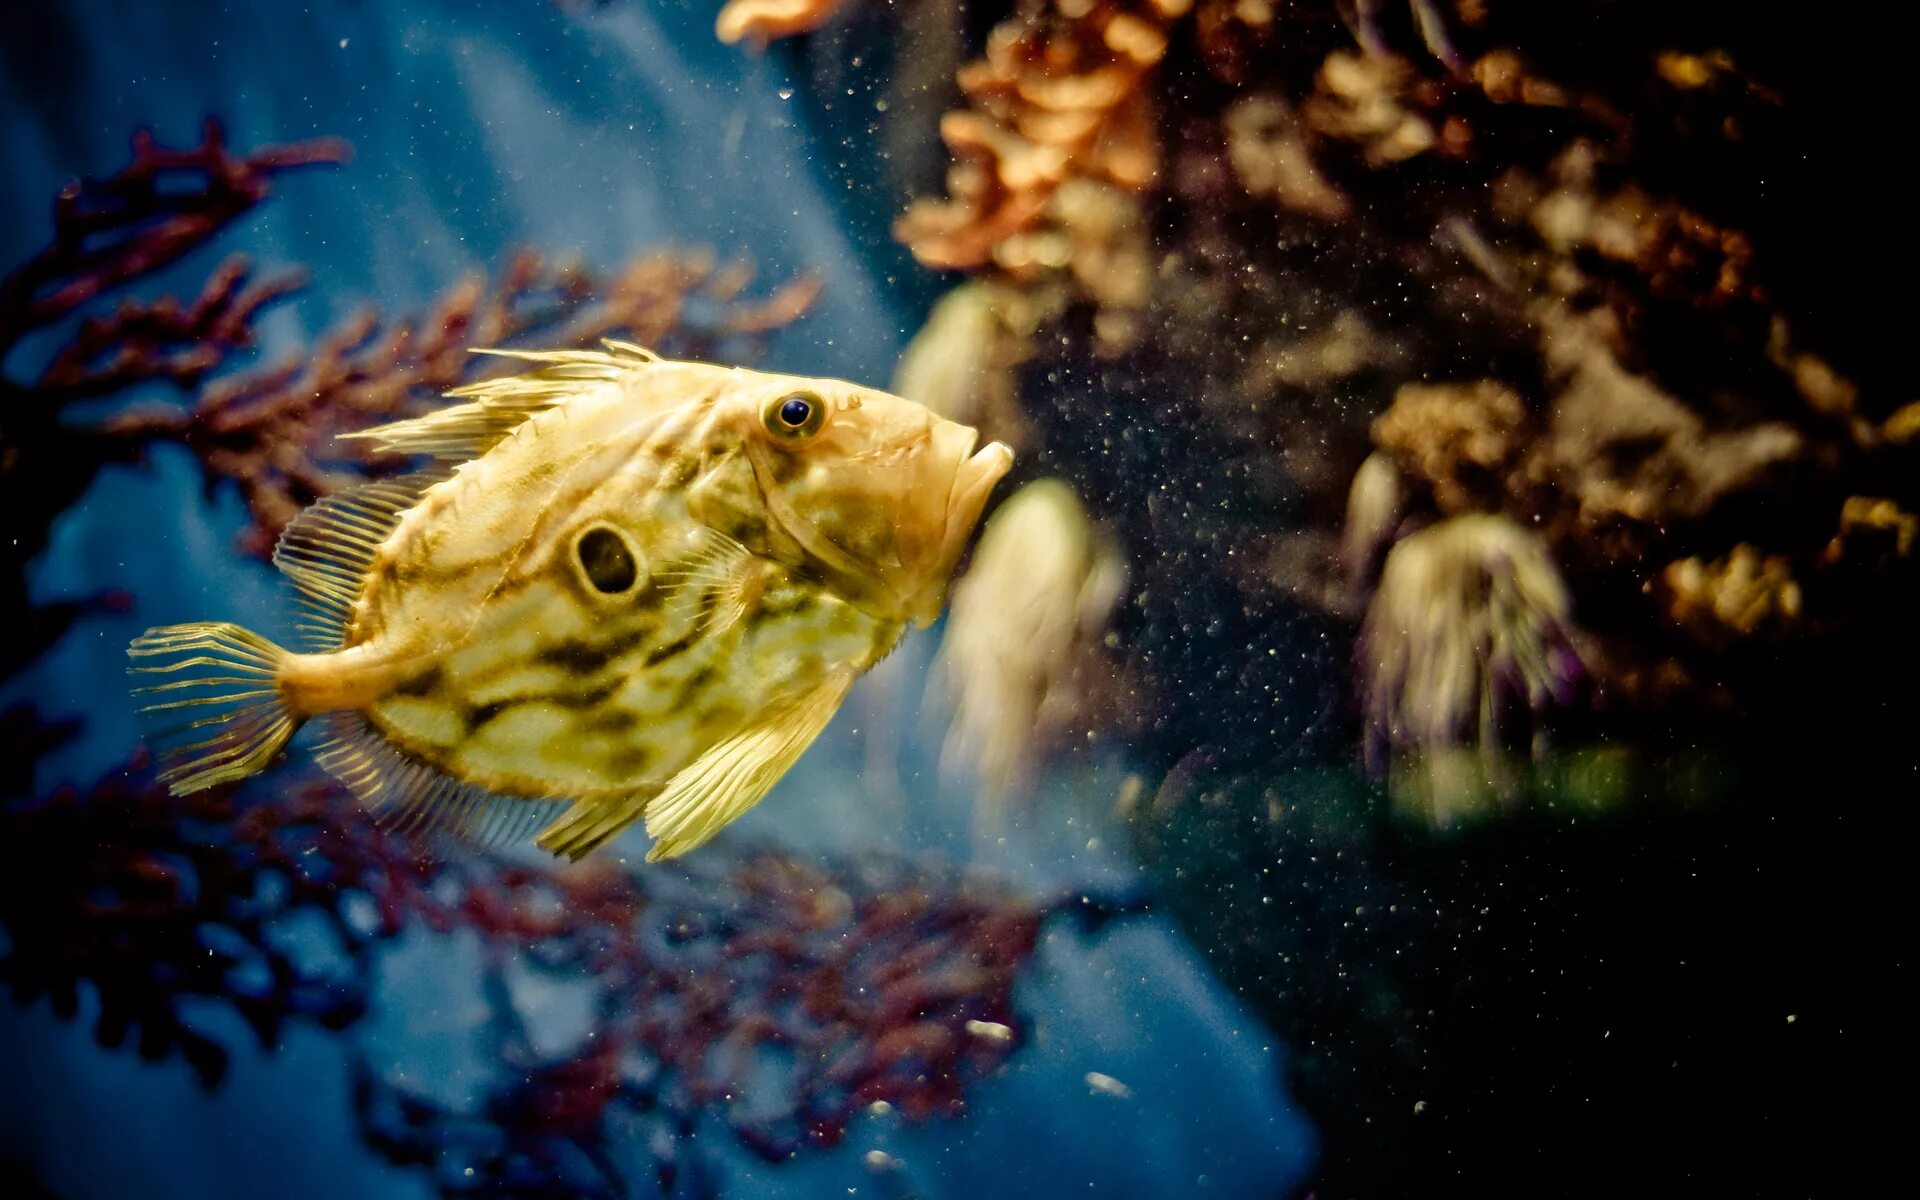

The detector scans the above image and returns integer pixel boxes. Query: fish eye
[574,526,638,595]
[763,392,825,440]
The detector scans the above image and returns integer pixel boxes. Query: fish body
[130,346,1012,860]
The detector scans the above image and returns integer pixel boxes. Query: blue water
[0,2,1314,1196]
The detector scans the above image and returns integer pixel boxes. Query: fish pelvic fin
[535,669,856,863]
[127,622,300,794]
[533,790,660,864]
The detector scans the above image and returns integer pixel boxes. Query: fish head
[727,371,1013,628]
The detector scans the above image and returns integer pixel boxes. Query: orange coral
[896,0,1185,274]
[715,0,852,47]
[1223,93,1350,220]
[1657,545,1803,646]
[1371,379,1528,514]
[1822,497,1917,568]
[1302,50,1453,165]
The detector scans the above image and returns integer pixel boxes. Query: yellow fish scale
[347,371,726,655]
[348,375,900,800]
[369,562,894,798]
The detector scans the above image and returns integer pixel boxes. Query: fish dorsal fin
[338,340,659,462]
[312,711,565,849]
[533,669,856,862]
[273,468,451,651]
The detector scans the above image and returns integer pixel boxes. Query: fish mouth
[902,429,1014,627]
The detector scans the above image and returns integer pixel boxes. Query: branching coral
[0,123,821,656]
[0,710,430,1086]
[0,119,348,342]
[355,850,1050,1195]
[0,703,1078,1191]
[0,122,345,672]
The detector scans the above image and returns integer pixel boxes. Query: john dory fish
[128,343,1013,861]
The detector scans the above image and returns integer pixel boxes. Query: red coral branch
[35,256,306,398]
[0,703,1094,1192]
[0,119,347,352]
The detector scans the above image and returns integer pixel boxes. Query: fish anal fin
[313,712,563,850]
[273,468,449,651]
[532,789,660,863]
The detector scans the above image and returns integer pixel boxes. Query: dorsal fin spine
[272,467,450,652]
[338,344,660,463]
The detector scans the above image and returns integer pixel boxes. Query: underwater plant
[0,706,1058,1194]
[351,848,1053,1196]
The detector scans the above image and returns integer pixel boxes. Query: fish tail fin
[127,622,301,794]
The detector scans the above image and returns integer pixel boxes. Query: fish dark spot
[581,708,640,735]
[463,678,624,736]
[392,665,446,698]
[765,448,803,484]
[466,700,510,732]
[554,679,622,710]
[644,627,703,667]
[691,701,747,745]
[537,627,652,676]
[576,526,638,594]
[373,558,404,594]
[608,744,656,776]
[765,587,817,618]
[671,664,721,710]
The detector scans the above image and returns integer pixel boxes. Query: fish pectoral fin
[628,671,855,863]
[534,672,853,864]
[642,671,855,862]
[661,527,776,637]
